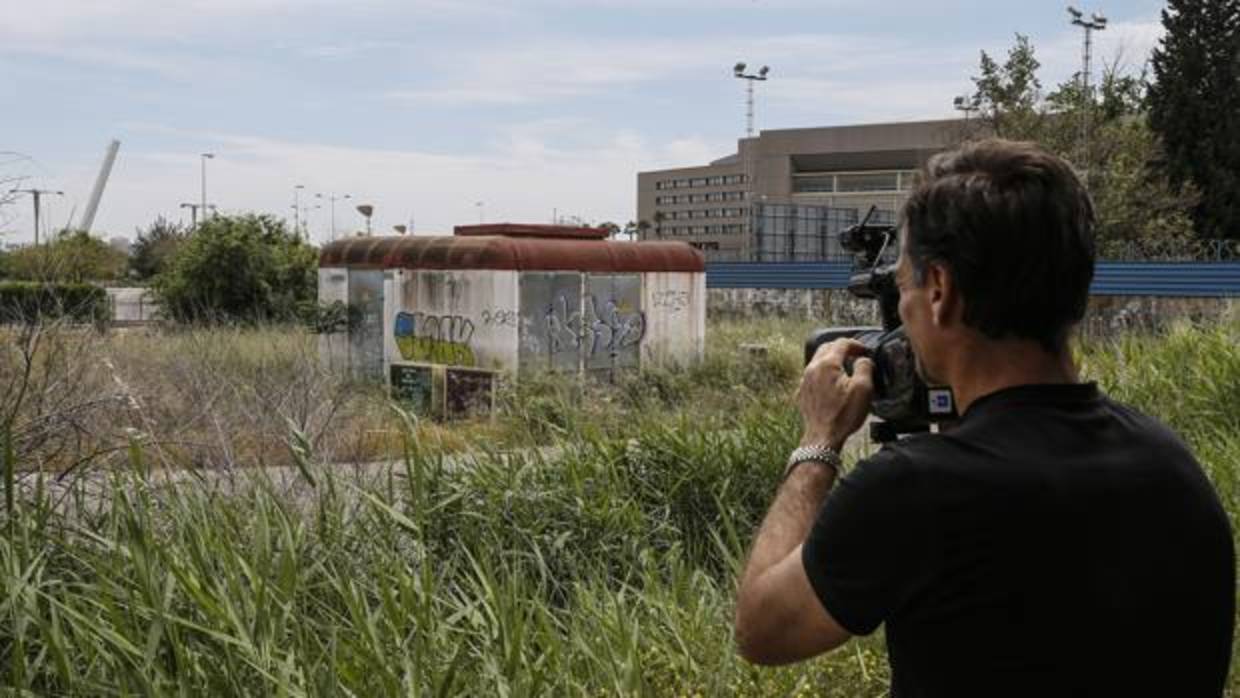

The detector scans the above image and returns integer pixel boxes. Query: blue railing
[706,262,1240,297]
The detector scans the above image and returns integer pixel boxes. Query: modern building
[636,119,966,260]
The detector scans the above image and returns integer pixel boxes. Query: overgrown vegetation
[128,216,189,281]
[959,34,1199,251]
[0,282,109,325]
[1148,0,1240,241]
[1,229,128,282]
[151,213,317,324]
[0,316,1236,695]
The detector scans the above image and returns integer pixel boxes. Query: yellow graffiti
[396,336,476,367]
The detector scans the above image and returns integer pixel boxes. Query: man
[733,139,1235,696]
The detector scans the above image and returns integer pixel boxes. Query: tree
[969,35,1049,141]
[130,216,189,280]
[961,36,1196,252]
[636,219,652,241]
[1148,0,1240,240]
[152,213,318,324]
[597,221,622,239]
[5,229,128,283]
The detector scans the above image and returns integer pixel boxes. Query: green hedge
[0,281,110,325]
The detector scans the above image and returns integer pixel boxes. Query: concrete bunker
[318,224,706,414]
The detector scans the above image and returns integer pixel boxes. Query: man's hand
[797,339,876,451]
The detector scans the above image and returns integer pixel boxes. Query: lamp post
[180,202,216,228]
[733,62,770,137]
[9,188,63,245]
[200,153,215,222]
[953,95,975,122]
[355,204,374,236]
[1068,6,1107,180]
[293,184,306,239]
[316,193,351,240]
[475,201,484,224]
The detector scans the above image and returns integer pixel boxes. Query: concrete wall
[708,287,1238,335]
[387,269,520,372]
[323,267,706,378]
[317,267,349,370]
[643,272,707,366]
[708,287,880,326]
[105,287,160,324]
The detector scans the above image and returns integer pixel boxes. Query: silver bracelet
[783,444,845,481]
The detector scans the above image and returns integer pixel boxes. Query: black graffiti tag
[545,294,646,358]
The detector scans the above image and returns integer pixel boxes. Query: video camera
[804,207,957,443]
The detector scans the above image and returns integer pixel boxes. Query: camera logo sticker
[928,388,954,415]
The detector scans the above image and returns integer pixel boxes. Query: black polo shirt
[802,383,1235,697]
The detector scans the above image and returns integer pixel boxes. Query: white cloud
[381,31,935,107]
[6,125,730,243]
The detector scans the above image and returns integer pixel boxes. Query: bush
[152,213,317,323]
[129,216,189,280]
[4,230,128,283]
[0,281,109,324]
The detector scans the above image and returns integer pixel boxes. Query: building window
[708,176,724,186]
[792,175,836,194]
[836,172,900,193]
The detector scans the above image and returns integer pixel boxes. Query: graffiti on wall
[545,293,646,359]
[394,311,477,366]
[480,308,519,328]
[651,290,690,314]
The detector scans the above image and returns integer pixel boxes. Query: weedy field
[1,316,1237,695]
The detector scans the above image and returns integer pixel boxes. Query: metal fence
[706,261,1240,297]
[705,202,1238,264]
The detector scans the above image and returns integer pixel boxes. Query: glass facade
[751,203,896,262]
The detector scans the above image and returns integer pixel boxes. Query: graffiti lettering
[651,290,690,313]
[394,311,477,366]
[481,308,519,328]
[544,294,646,359]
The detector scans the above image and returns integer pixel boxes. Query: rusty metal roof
[453,223,608,240]
[319,233,705,272]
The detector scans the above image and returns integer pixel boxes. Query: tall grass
[0,318,1236,695]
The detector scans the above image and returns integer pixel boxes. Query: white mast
[78,139,121,233]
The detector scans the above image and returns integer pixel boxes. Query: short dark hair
[900,139,1096,351]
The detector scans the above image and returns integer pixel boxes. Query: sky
[2,0,1167,245]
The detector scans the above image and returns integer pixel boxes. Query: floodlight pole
[293,185,306,239]
[733,63,770,137]
[200,153,215,221]
[10,188,63,245]
[1068,7,1107,182]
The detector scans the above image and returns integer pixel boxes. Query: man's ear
[926,262,960,328]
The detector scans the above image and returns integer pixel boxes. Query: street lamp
[180,202,216,228]
[200,153,215,222]
[316,192,351,240]
[9,188,63,245]
[293,184,306,239]
[733,62,770,137]
[356,204,374,236]
[475,201,484,224]
[953,95,975,119]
